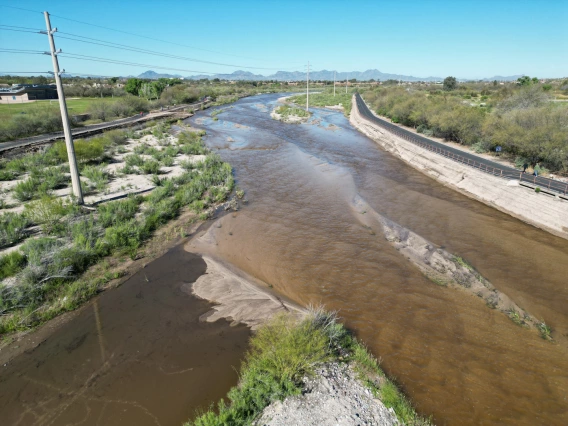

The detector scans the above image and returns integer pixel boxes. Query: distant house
[0,84,58,104]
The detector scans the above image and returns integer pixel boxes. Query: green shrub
[97,196,142,228]
[124,154,145,168]
[0,212,30,248]
[140,159,162,175]
[24,196,71,235]
[13,177,40,202]
[535,187,541,193]
[81,164,110,192]
[54,137,111,163]
[0,251,26,280]
[104,129,128,145]
[103,219,145,257]
[31,166,69,191]
[191,313,331,426]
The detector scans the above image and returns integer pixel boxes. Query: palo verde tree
[443,76,458,91]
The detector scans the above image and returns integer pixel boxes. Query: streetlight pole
[43,11,83,204]
[333,71,336,97]
[306,61,310,112]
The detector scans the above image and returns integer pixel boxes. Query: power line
[0,48,45,54]
[49,13,263,62]
[0,4,42,14]
[55,32,299,71]
[0,4,270,62]
[0,71,49,74]
[0,24,43,31]
[58,52,217,75]
[0,27,41,34]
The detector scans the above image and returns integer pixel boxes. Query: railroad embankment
[350,96,568,241]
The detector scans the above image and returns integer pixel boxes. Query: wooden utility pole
[43,11,83,204]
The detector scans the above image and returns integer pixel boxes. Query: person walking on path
[533,163,541,177]
[522,162,529,173]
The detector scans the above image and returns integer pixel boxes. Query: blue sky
[1,0,567,79]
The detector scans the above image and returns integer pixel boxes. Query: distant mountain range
[136,69,525,82]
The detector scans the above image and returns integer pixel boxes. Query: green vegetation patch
[0,125,235,337]
[289,91,353,116]
[189,308,429,426]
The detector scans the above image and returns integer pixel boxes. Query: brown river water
[0,93,566,426]
[0,246,250,425]
[187,94,568,425]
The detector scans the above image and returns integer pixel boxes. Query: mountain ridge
[136,69,524,82]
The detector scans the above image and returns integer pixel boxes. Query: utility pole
[345,78,348,94]
[43,11,83,204]
[306,61,310,112]
[333,71,336,97]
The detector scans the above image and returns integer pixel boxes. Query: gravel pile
[255,363,399,426]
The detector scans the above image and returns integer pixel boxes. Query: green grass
[0,98,115,121]
[188,308,430,426]
[0,212,30,249]
[453,256,474,271]
[289,91,353,116]
[274,104,310,119]
[0,251,26,280]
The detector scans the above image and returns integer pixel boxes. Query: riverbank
[350,95,568,241]
[0,121,236,339]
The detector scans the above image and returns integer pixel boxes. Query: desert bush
[97,196,142,228]
[54,137,111,163]
[24,196,71,235]
[13,177,41,202]
[81,164,110,192]
[104,129,129,145]
[140,159,162,174]
[0,251,26,280]
[124,154,145,168]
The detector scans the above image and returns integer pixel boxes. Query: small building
[0,84,58,104]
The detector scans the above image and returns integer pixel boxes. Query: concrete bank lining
[350,96,568,241]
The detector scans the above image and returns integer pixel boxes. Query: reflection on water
[0,247,250,426]
[189,93,568,425]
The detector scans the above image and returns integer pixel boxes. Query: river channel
[0,93,566,426]
[187,93,568,425]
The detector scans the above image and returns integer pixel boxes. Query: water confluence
[187,94,568,425]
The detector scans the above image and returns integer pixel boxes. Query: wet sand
[0,246,250,426]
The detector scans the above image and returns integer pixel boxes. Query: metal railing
[355,94,568,196]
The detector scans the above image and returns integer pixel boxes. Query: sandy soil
[0,127,205,212]
[255,363,399,426]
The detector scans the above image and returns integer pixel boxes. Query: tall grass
[188,309,429,426]
[0,212,30,249]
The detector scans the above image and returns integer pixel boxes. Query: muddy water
[189,94,568,425]
[0,246,250,426]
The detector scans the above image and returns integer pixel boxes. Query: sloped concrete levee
[350,95,568,241]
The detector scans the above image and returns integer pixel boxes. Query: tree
[33,75,48,85]
[125,78,142,96]
[108,77,118,84]
[139,82,158,100]
[517,76,538,86]
[443,76,457,91]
